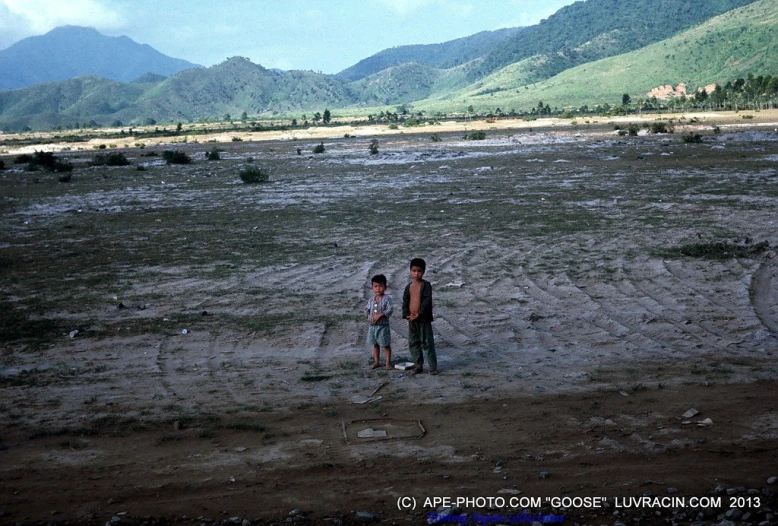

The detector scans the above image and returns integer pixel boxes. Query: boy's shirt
[366,294,393,326]
[402,280,434,322]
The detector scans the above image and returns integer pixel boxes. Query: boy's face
[410,265,425,282]
[372,282,386,296]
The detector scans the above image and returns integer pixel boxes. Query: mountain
[0,26,200,91]
[337,0,761,108]
[0,57,355,128]
[336,28,523,82]
[1,0,776,131]
[418,0,778,113]
[134,57,354,120]
[469,0,761,84]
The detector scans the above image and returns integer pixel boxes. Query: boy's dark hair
[371,274,387,286]
[410,258,426,272]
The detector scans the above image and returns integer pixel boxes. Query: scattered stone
[69,329,79,338]
[181,328,188,334]
[667,487,678,494]
[355,510,379,522]
[768,476,778,485]
[697,417,713,427]
[357,428,387,438]
[539,471,550,479]
[682,408,699,419]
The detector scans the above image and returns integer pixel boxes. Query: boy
[365,274,393,370]
[402,258,437,375]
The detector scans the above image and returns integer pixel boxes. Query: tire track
[751,260,778,336]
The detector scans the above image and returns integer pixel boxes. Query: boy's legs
[408,320,424,372]
[383,345,392,370]
[371,344,381,369]
[420,321,437,373]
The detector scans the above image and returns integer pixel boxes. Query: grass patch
[656,239,769,260]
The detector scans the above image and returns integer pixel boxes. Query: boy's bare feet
[386,365,394,370]
[370,363,381,370]
[428,370,438,375]
[410,366,423,375]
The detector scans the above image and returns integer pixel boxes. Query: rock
[69,329,79,338]
[725,509,743,520]
[767,476,778,485]
[682,408,699,419]
[667,487,678,494]
[539,471,550,479]
[355,511,379,522]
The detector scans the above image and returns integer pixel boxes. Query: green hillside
[0,75,145,130]
[472,0,759,83]
[415,0,778,114]
[337,28,522,82]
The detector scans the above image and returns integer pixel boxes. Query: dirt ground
[1,111,778,525]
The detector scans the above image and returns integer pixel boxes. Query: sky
[0,0,577,74]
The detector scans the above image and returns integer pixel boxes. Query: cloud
[0,0,123,48]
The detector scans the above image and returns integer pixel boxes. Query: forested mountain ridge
[465,0,760,83]
[336,28,523,82]
[424,0,778,114]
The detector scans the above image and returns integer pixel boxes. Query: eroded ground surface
[1,114,778,524]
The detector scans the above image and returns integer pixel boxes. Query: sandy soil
[1,112,778,525]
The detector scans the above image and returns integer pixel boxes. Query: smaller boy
[402,258,437,375]
[365,274,393,370]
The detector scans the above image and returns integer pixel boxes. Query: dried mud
[1,114,777,524]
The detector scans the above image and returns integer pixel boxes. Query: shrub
[313,142,326,154]
[430,134,442,142]
[17,151,64,172]
[58,172,72,183]
[239,166,269,184]
[162,150,191,164]
[368,139,379,155]
[628,124,640,136]
[650,122,671,134]
[232,137,243,142]
[682,133,703,144]
[388,123,398,130]
[467,131,487,140]
[92,152,130,166]
[206,147,221,161]
[0,159,4,170]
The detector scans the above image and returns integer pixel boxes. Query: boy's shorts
[367,325,391,347]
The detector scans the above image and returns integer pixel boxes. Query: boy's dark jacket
[401,280,434,322]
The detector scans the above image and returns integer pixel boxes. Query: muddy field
[1,114,778,525]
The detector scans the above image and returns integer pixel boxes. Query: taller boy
[402,258,437,375]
